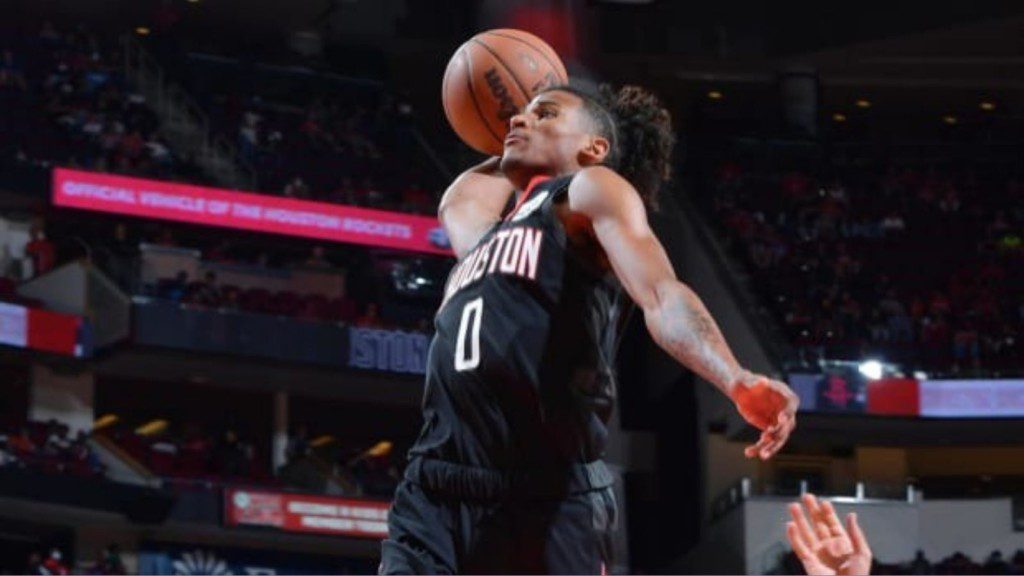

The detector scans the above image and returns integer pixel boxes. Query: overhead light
[979,101,996,111]
[832,112,847,122]
[93,413,119,431]
[858,360,883,380]
[942,115,958,125]
[366,441,393,457]
[310,434,334,448]
[135,27,151,36]
[135,419,168,436]
[913,371,929,380]
[707,90,723,100]
[186,0,200,3]
[855,99,871,109]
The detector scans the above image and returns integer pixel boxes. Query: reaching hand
[730,372,798,459]
[786,494,872,576]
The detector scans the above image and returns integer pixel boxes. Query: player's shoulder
[568,166,641,216]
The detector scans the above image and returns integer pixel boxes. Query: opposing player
[380,84,799,574]
[788,493,873,576]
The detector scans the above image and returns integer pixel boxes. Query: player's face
[500,91,597,179]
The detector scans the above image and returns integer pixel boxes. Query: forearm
[644,280,746,396]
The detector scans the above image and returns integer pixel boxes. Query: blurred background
[0,0,1021,573]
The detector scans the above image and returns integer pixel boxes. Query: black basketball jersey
[408,174,628,471]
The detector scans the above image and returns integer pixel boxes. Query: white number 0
[454,297,483,371]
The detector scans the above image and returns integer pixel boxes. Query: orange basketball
[442,29,569,156]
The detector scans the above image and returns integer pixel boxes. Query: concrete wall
[29,364,94,434]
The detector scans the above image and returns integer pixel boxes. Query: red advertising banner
[52,168,452,256]
[0,302,87,357]
[224,488,389,539]
[866,377,920,416]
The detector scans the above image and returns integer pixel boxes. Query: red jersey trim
[505,175,552,222]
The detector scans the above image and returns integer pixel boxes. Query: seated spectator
[190,271,221,307]
[355,302,385,329]
[42,549,68,576]
[283,176,310,198]
[43,421,73,455]
[0,49,28,92]
[93,544,127,576]
[0,438,19,467]
[26,552,45,576]
[24,223,56,277]
[7,426,36,453]
[304,245,331,269]
[286,425,310,463]
[162,270,189,301]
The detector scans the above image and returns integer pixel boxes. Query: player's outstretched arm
[787,493,873,576]
[438,157,515,259]
[568,166,798,460]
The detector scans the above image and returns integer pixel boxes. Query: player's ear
[578,135,610,167]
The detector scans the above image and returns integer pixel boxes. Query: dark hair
[543,83,675,210]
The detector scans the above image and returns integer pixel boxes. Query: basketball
[442,29,569,156]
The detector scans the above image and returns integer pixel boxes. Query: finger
[760,417,794,459]
[821,500,847,538]
[760,429,789,460]
[789,502,819,549]
[746,429,775,458]
[804,495,833,541]
[787,522,814,561]
[847,513,871,555]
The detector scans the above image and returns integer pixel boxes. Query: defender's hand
[787,494,873,576]
[730,371,798,460]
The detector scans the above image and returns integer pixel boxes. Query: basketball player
[379,84,799,574]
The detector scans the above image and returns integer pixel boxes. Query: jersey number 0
[455,297,483,371]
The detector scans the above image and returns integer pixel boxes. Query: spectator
[0,438,19,467]
[286,425,310,463]
[163,270,189,301]
[0,49,28,92]
[94,544,127,575]
[909,550,931,575]
[283,176,310,198]
[25,223,56,277]
[8,425,36,453]
[191,271,221,307]
[42,549,69,576]
[44,422,72,455]
[356,302,385,329]
[304,245,331,269]
[27,552,46,576]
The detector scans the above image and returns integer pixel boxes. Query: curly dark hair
[542,83,675,210]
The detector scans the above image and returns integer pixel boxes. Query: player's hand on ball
[787,494,873,576]
[730,371,798,460]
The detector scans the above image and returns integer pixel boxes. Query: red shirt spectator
[25,230,56,277]
[356,303,385,329]
[42,550,68,575]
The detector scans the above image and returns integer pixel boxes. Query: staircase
[122,36,255,190]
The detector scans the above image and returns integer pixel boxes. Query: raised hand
[786,493,872,576]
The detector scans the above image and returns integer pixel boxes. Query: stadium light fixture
[858,360,883,380]
[855,99,871,109]
[135,27,151,36]
[832,112,847,122]
[707,90,723,100]
[980,101,996,111]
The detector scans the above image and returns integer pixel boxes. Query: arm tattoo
[647,283,741,394]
